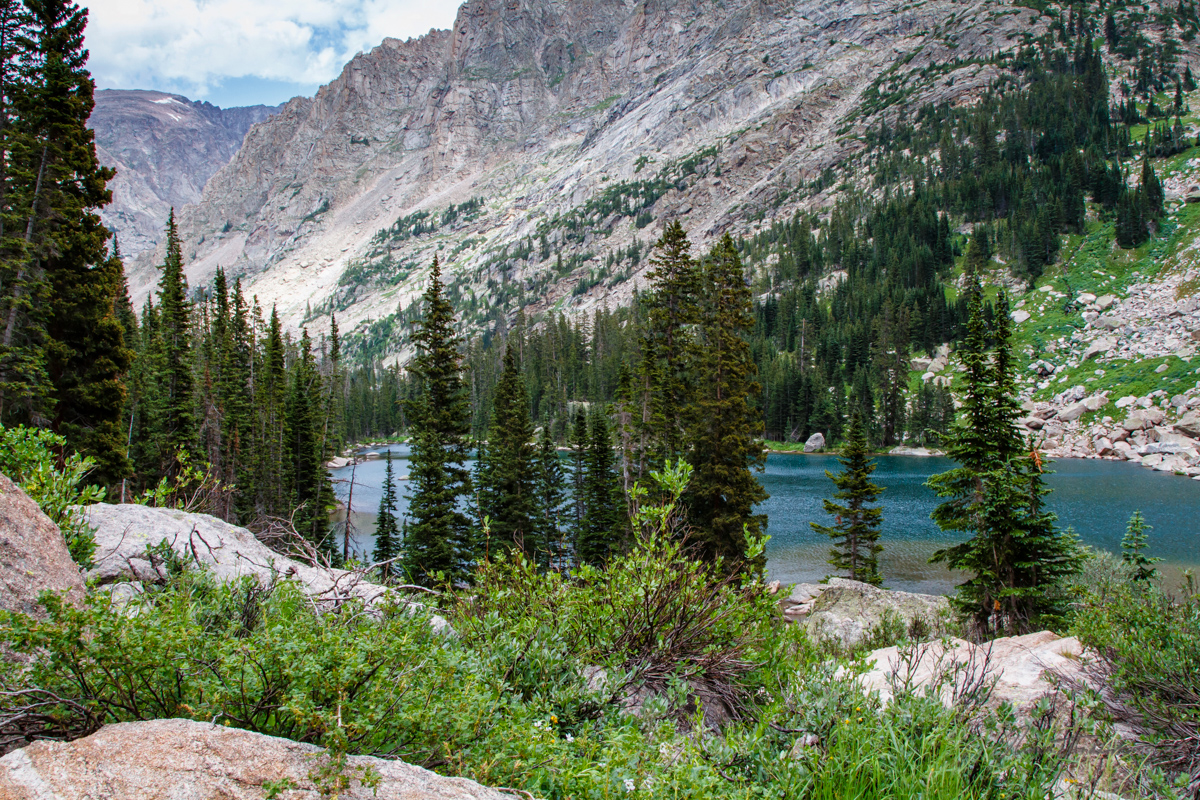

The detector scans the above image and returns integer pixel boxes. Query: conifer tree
[569,405,588,554]
[287,328,334,556]
[533,426,567,569]
[643,220,700,464]
[402,256,472,585]
[254,306,288,518]
[928,271,1083,635]
[578,404,623,566]
[1120,510,1160,583]
[479,343,537,558]
[811,412,884,585]
[157,210,197,476]
[685,234,768,568]
[373,451,401,583]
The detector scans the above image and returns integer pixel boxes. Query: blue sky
[81,0,463,108]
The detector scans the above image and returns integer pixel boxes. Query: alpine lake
[329,445,1200,595]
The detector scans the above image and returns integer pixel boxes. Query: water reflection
[329,446,1200,594]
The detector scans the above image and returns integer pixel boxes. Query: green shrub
[1071,579,1200,795]
[0,425,102,568]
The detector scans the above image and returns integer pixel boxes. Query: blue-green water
[330,447,1200,595]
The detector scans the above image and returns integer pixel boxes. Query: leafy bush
[1071,579,1200,796]
[0,425,102,568]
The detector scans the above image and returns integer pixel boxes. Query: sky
[80,0,463,108]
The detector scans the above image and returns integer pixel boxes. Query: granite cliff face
[88,90,283,255]
[127,0,1043,353]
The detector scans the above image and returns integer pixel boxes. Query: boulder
[1056,401,1088,422]
[803,432,826,453]
[1083,394,1108,412]
[0,718,507,800]
[1122,408,1164,431]
[1154,454,1189,473]
[81,504,397,613]
[1175,410,1200,438]
[0,475,84,617]
[782,578,950,649]
[888,446,936,456]
[1095,295,1115,311]
[1010,309,1030,324]
[855,631,1086,713]
[1082,338,1114,360]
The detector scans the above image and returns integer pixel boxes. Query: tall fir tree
[156,210,197,476]
[928,272,1083,635]
[373,451,401,584]
[402,256,473,585]
[286,328,335,556]
[810,412,884,585]
[479,342,537,558]
[685,234,768,569]
[533,425,567,570]
[577,404,623,566]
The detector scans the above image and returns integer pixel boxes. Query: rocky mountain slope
[126,0,1044,347]
[88,90,282,255]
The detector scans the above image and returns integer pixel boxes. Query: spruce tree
[533,426,567,570]
[1120,510,1160,583]
[643,220,700,464]
[569,405,587,557]
[685,234,768,568]
[578,404,623,566]
[479,342,537,558]
[811,412,884,585]
[373,451,401,583]
[402,256,472,585]
[157,210,197,476]
[928,272,1083,635]
[287,328,335,556]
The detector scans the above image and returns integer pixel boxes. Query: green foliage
[1120,510,1161,583]
[373,452,400,583]
[929,273,1083,637]
[811,413,884,585]
[1072,579,1200,793]
[0,424,101,567]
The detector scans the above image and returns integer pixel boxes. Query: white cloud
[81,0,461,101]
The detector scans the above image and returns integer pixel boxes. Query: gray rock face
[855,631,1086,713]
[1175,410,1200,438]
[89,90,282,255]
[0,718,507,799]
[130,0,1048,341]
[803,432,826,453]
[0,475,83,617]
[779,578,951,649]
[81,503,388,608]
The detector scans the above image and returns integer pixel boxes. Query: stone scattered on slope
[82,503,387,607]
[0,718,507,800]
[778,578,950,649]
[856,631,1085,712]
[0,475,83,617]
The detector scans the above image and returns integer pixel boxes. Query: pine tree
[928,273,1083,636]
[811,412,884,585]
[479,342,537,558]
[287,328,335,556]
[569,404,588,558]
[373,451,401,583]
[533,426,568,569]
[578,404,623,566]
[685,234,768,568]
[402,256,473,585]
[643,220,700,464]
[157,210,197,476]
[1120,510,1160,583]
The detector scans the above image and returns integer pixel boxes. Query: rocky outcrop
[81,503,388,608]
[127,0,1047,345]
[89,90,282,256]
[0,718,506,799]
[0,475,83,617]
[802,432,826,453]
[855,631,1086,712]
[779,578,951,649]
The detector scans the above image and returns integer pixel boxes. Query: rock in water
[0,475,83,617]
[803,432,826,453]
[0,718,508,799]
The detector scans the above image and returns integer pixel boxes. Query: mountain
[124,0,1041,344]
[88,90,283,255]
